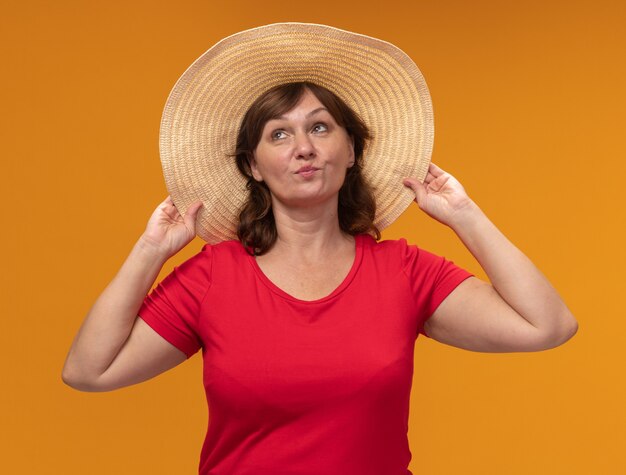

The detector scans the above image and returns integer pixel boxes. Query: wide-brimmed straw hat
[160,22,433,243]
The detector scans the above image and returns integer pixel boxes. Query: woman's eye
[312,123,328,133]
[271,130,287,140]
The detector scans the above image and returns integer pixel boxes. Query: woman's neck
[269,200,352,258]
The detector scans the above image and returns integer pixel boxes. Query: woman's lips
[295,166,319,177]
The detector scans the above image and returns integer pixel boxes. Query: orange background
[2,0,625,473]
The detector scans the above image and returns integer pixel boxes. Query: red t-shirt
[138,234,472,475]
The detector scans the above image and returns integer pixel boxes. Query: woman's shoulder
[195,239,249,262]
[358,233,449,271]
[358,233,414,255]
[204,239,247,253]
[197,239,252,267]
[357,234,417,272]
[174,239,245,270]
[170,240,249,284]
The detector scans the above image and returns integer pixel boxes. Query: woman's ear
[347,136,355,168]
[249,154,263,182]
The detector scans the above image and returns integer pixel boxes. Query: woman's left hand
[403,163,475,228]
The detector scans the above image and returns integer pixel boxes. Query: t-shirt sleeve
[137,244,212,358]
[400,239,473,337]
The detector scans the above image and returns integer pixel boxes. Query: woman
[62,24,577,475]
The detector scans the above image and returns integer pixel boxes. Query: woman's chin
[271,190,340,212]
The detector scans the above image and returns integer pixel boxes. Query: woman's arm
[403,164,577,352]
[61,196,203,391]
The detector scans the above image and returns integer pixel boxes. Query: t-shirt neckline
[247,234,365,304]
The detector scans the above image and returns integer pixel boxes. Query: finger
[402,177,420,188]
[428,162,446,177]
[159,196,178,215]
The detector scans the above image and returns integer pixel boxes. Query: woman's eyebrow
[305,107,328,118]
[274,107,329,121]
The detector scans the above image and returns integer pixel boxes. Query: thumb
[183,200,204,232]
[403,178,427,205]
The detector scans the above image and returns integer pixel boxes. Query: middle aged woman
[62,23,578,475]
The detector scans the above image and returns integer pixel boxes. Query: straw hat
[160,22,433,243]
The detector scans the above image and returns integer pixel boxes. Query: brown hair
[235,82,380,255]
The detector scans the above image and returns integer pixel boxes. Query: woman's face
[250,89,355,211]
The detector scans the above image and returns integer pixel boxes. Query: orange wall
[2,0,625,473]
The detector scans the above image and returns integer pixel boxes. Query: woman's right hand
[139,196,204,259]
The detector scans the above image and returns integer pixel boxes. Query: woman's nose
[294,133,316,159]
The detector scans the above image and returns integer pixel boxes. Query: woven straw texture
[160,23,433,243]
